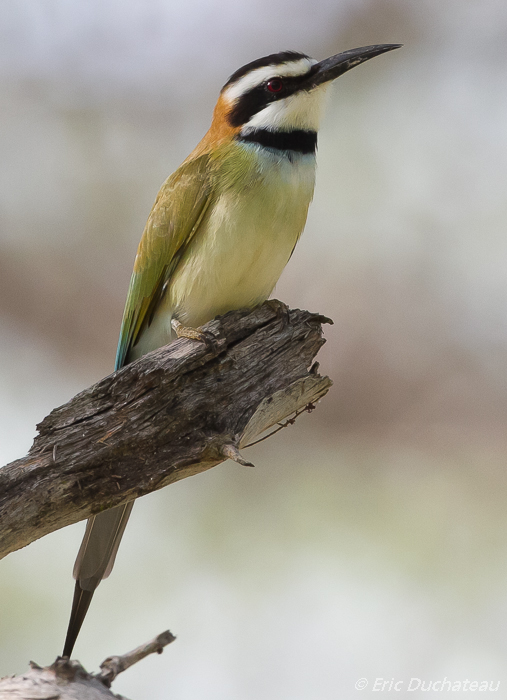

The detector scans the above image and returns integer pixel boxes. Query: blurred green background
[2,1,507,697]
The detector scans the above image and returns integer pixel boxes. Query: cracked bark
[0,303,332,561]
[0,631,176,699]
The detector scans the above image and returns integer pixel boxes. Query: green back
[115,154,212,370]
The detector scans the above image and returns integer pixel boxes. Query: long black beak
[306,44,402,89]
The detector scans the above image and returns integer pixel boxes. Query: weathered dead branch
[0,303,332,560]
[0,631,175,699]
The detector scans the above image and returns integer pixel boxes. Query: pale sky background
[2,1,507,698]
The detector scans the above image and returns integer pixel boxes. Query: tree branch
[96,630,176,687]
[0,303,332,560]
[0,631,176,699]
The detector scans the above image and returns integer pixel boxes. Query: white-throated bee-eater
[63,43,401,658]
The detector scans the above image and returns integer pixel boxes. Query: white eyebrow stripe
[223,58,317,103]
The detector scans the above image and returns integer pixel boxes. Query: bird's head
[213,45,401,139]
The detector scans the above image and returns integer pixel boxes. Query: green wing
[115,154,213,370]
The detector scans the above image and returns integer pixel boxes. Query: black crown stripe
[223,51,310,89]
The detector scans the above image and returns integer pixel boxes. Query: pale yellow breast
[132,145,315,359]
[171,146,316,326]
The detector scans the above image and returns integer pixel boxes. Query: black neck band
[239,129,317,155]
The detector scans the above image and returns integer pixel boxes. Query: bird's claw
[171,319,218,353]
[265,299,291,329]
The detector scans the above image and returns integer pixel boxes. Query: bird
[62,43,401,658]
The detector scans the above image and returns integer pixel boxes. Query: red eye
[266,78,283,93]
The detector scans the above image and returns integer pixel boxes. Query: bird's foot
[265,299,291,328]
[171,319,218,352]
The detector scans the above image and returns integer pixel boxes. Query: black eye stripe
[227,68,318,127]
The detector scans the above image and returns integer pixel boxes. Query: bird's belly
[171,208,296,325]
[132,152,315,359]
[171,163,314,326]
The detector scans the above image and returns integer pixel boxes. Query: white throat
[243,85,330,133]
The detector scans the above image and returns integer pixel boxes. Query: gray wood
[0,661,129,700]
[0,631,175,699]
[0,303,332,561]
